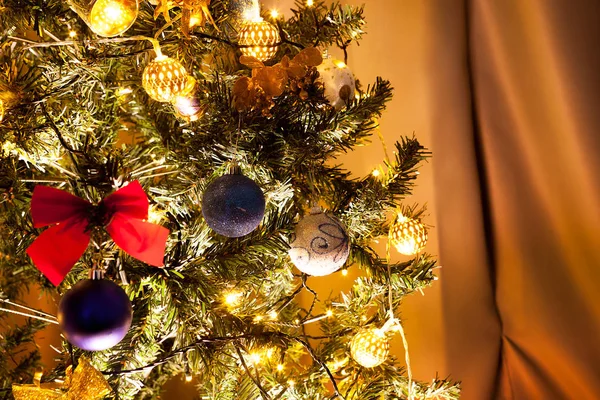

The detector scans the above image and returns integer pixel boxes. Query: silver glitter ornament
[316,57,355,110]
[288,209,350,276]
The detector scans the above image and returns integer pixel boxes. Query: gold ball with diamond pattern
[389,214,428,255]
[89,0,138,37]
[142,56,190,102]
[238,20,280,62]
[350,327,389,368]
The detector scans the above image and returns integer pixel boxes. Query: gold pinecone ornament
[350,327,390,368]
[238,19,280,62]
[389,214,428,255]
[142,56,192,102]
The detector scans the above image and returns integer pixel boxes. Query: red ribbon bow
[26,181,170,286]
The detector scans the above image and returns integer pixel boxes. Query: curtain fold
[434,0,600,398]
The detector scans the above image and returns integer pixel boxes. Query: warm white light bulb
[333,60,347,68]
[224,291,243,306]
[104,2,123,20]
[248,352,262,365]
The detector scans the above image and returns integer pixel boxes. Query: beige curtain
[432,0,600,398]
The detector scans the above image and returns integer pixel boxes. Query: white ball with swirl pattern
[288,210,350,276]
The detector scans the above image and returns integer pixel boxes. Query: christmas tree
[0,0,460,398]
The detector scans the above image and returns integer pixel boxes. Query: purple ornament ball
[58,278,133,351]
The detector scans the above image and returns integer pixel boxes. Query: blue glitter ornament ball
[202,173,266,238]
[58,278,132,351]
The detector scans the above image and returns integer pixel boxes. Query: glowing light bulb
[307,0,314,6]
[372,168,381,177]
[276,364,284,371]
[341,269,348,276]
[189,14,201,28]
[333,59,347,68]
[142,56,190,102]
[69,30,77,38]
[89,0,138,37]
[185,373,193,382]
[224,291,243,307]
[389,214,428,255]
[268,310,278,320]
[350,327,389,368]
[270,9,279,19]
[248,352,262,365]
[238,19,280,62]
[147,206,164,224]
[173,94,203,122]
[265,348,274,359]
[326,310,334,317]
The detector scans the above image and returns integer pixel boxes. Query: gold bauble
[238,19,280,62]
[350,327,389,368]
[89,0,138,37]
[142,56,191,102]
[389,214,428,255]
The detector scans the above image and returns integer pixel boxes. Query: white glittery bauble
[350,327,389,368]
[316,57,355,110]
[288,212,349,276]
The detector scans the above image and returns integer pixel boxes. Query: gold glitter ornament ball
[89,0,138,37]
[142,56,191,102]
[389,214,428,255]
[350,327,389,368]
[238,19,280,62]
